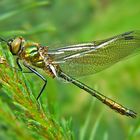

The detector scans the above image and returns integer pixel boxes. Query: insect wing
[49,31,140,77]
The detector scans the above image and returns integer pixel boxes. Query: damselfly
[0,30,140,118]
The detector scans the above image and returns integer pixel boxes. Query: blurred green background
[0,0,140,140]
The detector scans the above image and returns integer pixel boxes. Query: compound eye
[9,37,23,55]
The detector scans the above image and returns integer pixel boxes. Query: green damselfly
[0,30,140,118]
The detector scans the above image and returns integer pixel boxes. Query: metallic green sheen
[24,45,45,68]
[25,45,38,57]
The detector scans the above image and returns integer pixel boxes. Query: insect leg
[16,58,23,71]
[23,62,47,100]
[16,58,32,73]
[58,71,137,118]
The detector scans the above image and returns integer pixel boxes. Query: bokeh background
[0,0,140,140]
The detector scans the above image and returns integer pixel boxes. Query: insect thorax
[19,42,59,78]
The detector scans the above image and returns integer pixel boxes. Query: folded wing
[48,31,140,77]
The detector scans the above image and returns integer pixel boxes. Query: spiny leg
[58,71,137,118]
[1,57,24,72]
[16,58,23,71]
[16,58,46,99]
[23,62,47,100]
[5,57,33,73]
[16,58,32,73]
